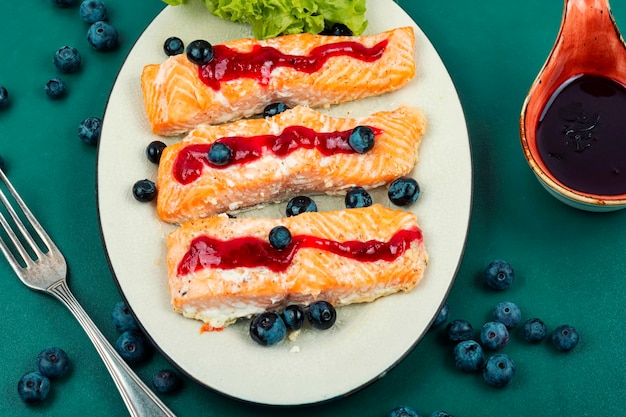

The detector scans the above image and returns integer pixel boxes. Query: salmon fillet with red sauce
[156,104,427,224]
[167,204,428,330]
[141,27,416,136]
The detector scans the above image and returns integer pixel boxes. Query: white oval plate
[97,0,472,406]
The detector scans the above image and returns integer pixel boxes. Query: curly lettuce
[162,0,368,40]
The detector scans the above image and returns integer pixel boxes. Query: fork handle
[48,279,177,417]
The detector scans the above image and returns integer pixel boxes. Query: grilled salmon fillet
[156,104,427,224]
[167,204,428,330]
[141,26,416,136]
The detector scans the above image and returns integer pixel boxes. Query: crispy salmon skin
[156,104,427,224]
[167,204,428,330]
[141,27,416,136]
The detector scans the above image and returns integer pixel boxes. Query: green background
[1,1,625,416]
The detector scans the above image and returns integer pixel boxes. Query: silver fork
[0,168,176,417]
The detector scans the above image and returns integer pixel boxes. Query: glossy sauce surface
[177,228,422,276]
[198,40,389,90]
[536,75,626,195]
[173,125,381,184]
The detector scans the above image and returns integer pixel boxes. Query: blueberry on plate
[87,21,119,51]
[282,305,305,331]
[269,225,292,250]
[389,406,422,417]
[186,40,214,65]
[263,102,289,118]
[163,36,184,56]
[115,330,151,364]
[54,46,81,73]
[111,300,140,333]
[17,371,50,403]
[52,0,76,7]
[431,302,449,328]
[388,177,420,206]
[285,195,317,217]
[345,186,373,209]
[132,179,157,202]
[492,301,521,329]
[348,126,375,153]
[0,86,8,108]
[79,0,107,24]
[551,324,580,352]
[207,142,232,166]
[146,140,167,164]
[484,260,514,290]
[152,369,182,394]
[453,339,484,372]
[320,22,354,36]
[37,347,70,379]
[483,354,515,388]
[522,318,548,343]
[307,301,336,330]
[444,319,473,343]
[78,116,102,146]
[480,321,509,351]
[250,312,287,346]
[44,77,67,99]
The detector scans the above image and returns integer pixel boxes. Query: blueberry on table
[282,305,305,331]
[480,321,509,351]
[152,369,182,394]
[111,300,140,333]
[132,179,157,202]
[492,301,521,329]
[263,102,289,118]
[54,46,81,73]
[348,126,375,153]
[389,406,422,417]
[0,86,8,108]
[78,116,102,146]
[551,324,580,352]
[44,77,67,99]
[115,330,151,364]
[87,21,119,51]
[453,339,484,372]
[269,225,292,250]
[484,259,514,290]
[207,142,232,166]
[444,319,473,343]
[186,40,214,65]
[163,36,184,56]
[37,347,70,379]
[17,371,50,403]
[388,177,421,206]
[307,301,336,330]
[430,411,454,417]
[79,0,107,24]
[146,140,167,164]
[483,354,515,388]
[250,312,287,346]
[285,195,317,217]
[52,0,76,7]
[345,186,373,209]
[522,318,548,343]
[431,302,449,328]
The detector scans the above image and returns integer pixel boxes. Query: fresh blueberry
[52,0,76,7]
[389,406,422,417]
[453,339,484,372]
[186,40,214,65]
[79,0,107,24]
[17,371,50,403]
[263,102,289,118]
[388,177,421,206]
[484,260,514,290]
[431,302,449,328]
[115,330,151,364]
[282,305,305,331]
[269,225,292,250]
[78,116,102,146]
[345,186,372,209]
[492,301,521,329]
[207,142,232,166]
[152,369,182,394]
[132,179,157,202]
[111,300,139,332]
[430,412,454,417]
[163,36,184,56]
[483,354,515,388]
[480,321,509,350]
[54,46,81,73]
[87,21,119,51]
[348,126,375,153]
[320,22,354,36]
[551,324,580,352]
[250,312,287,346]
[146,140,167,164]
[45,77,67,99]
[307,301,336,330]
[445,319,473,343]
[522,318,548,343]
[37,347,69,379]
[0,86,8,108]
[286,195,317,217]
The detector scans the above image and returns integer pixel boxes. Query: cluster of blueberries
[17,347,70,403]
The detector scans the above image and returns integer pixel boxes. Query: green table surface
[2,1,626,416]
